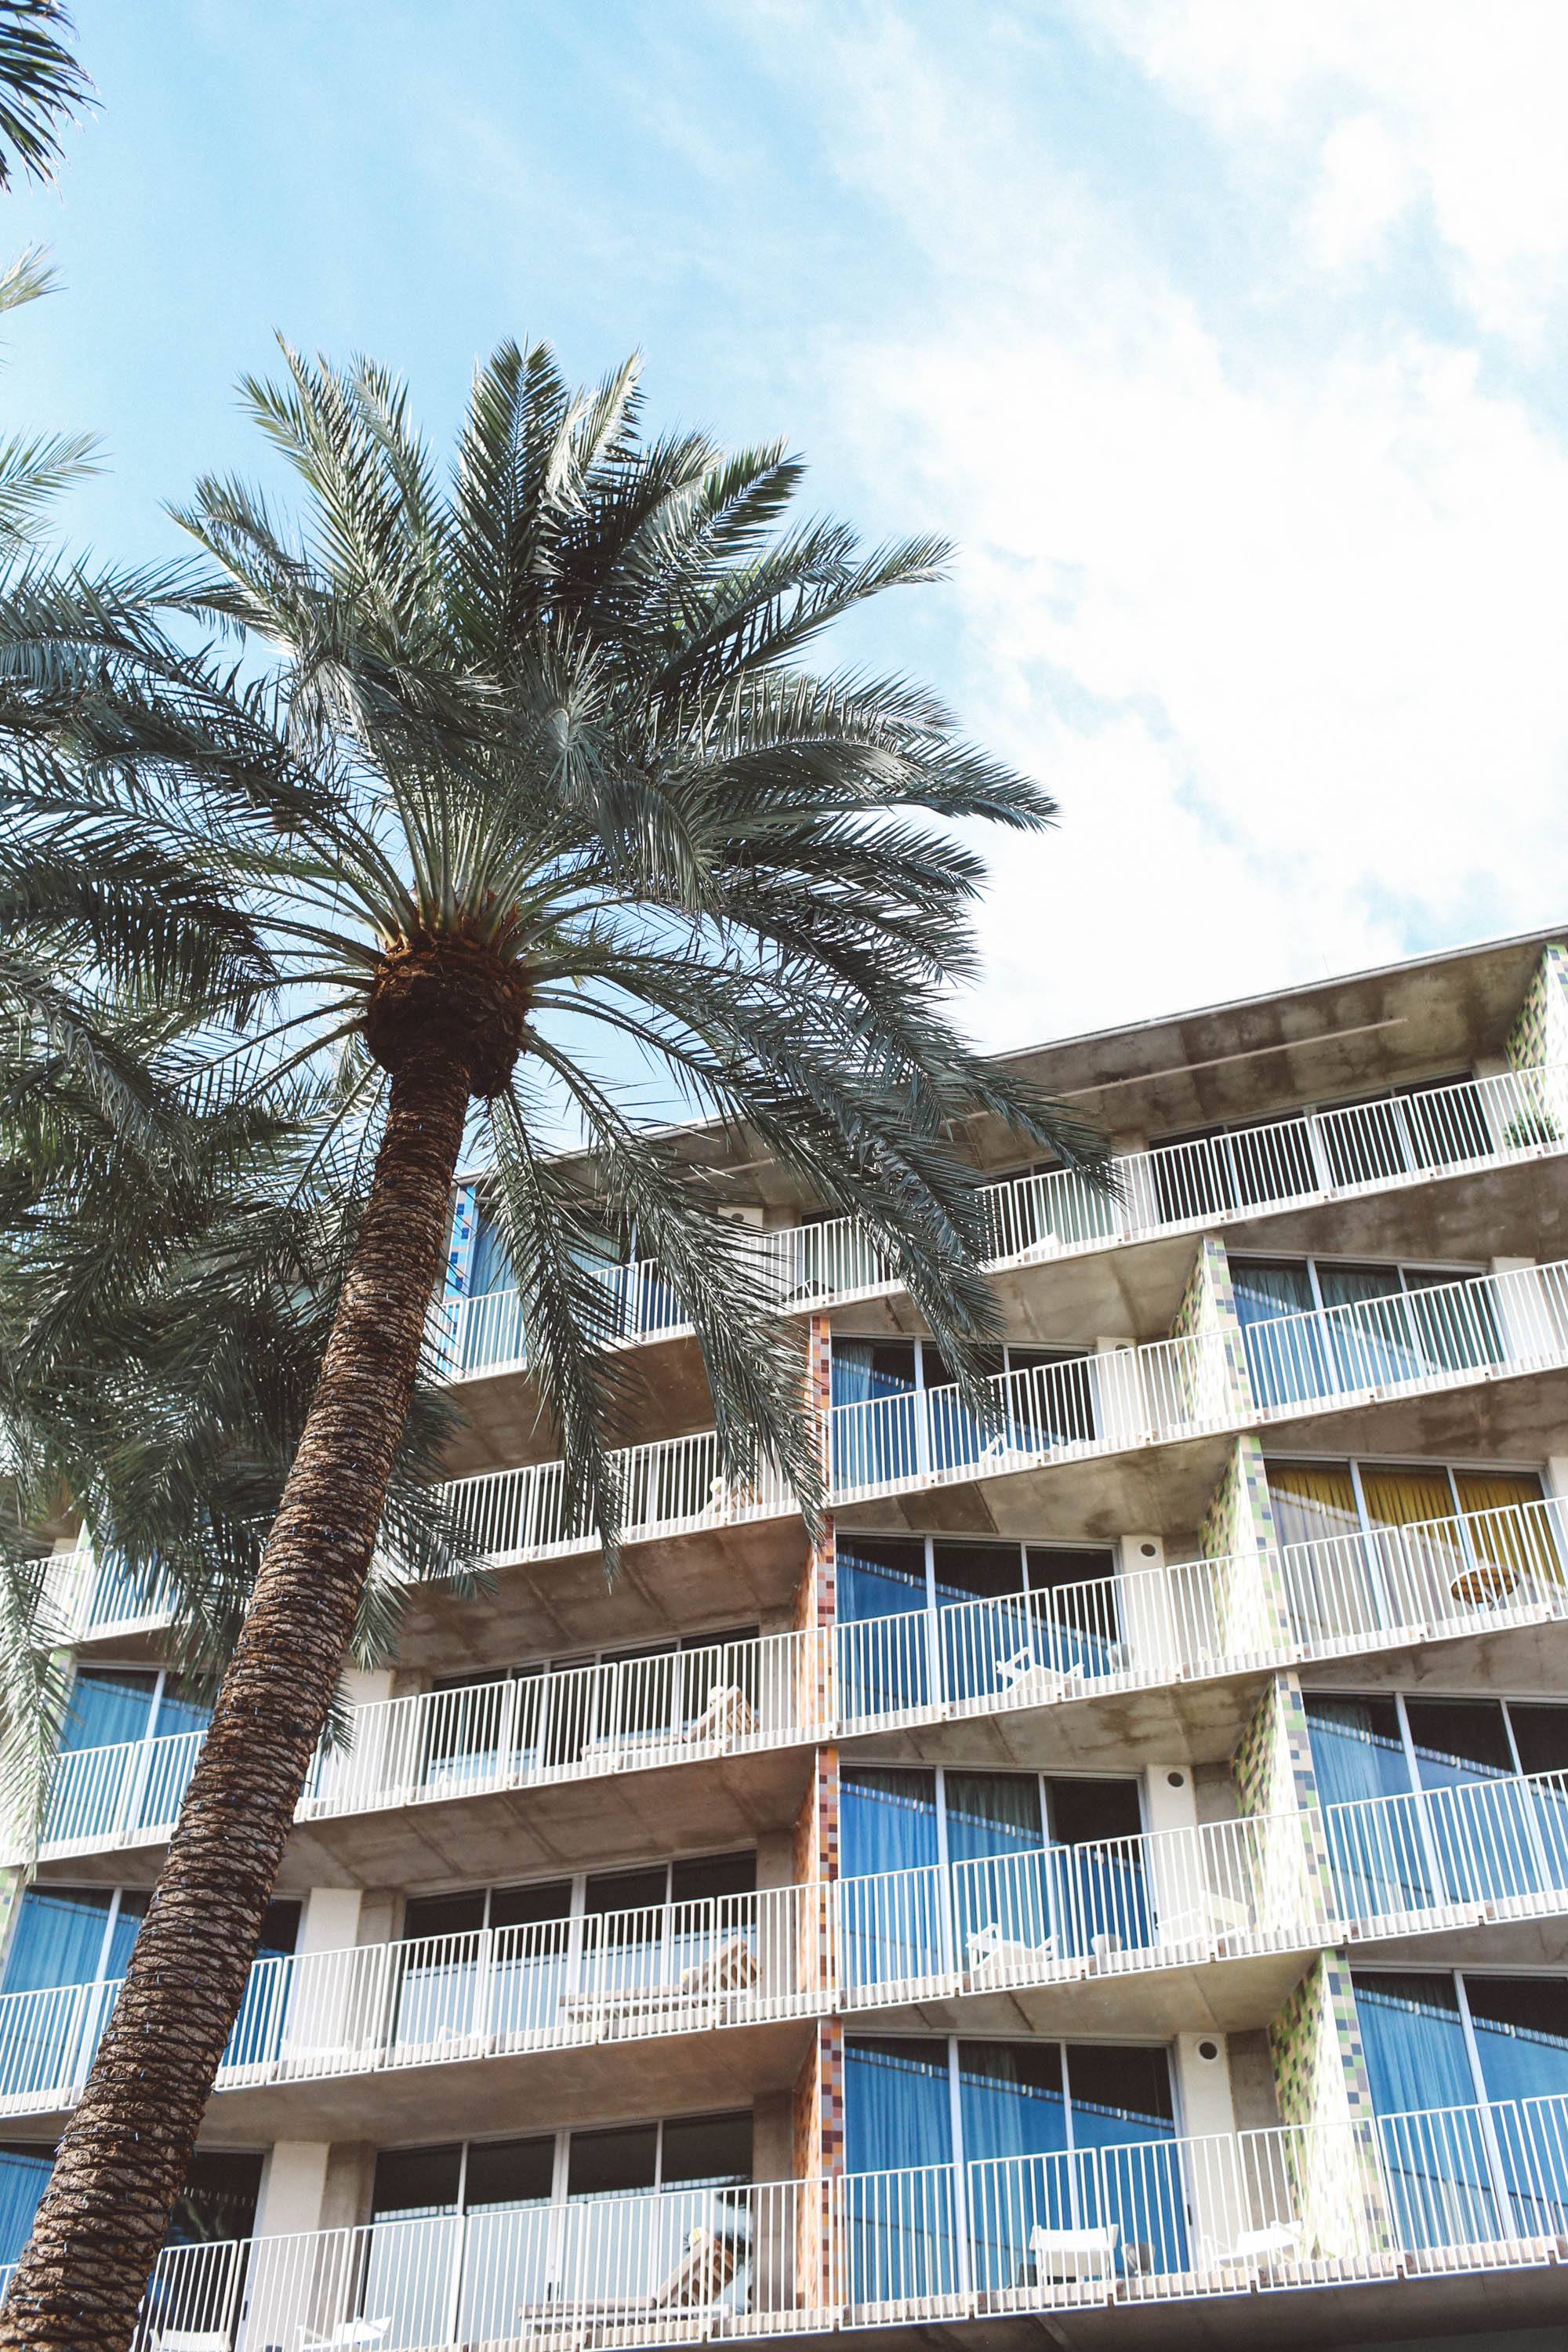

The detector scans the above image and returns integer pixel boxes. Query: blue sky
[9,0,1568,1046]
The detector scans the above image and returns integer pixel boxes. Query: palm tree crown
[129,337,1098,1552]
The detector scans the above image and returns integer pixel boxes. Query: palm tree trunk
[0,1043,473,2352]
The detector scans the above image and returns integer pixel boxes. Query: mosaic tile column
[789,1312,844,2307]
[1269,1954,1395,2270]
[1232,1672,1337,1948]
[1171,1232,1256,1422]
[1506,942,1568,1142]
[1199,1437,1294,1664]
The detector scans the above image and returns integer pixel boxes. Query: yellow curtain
[1454,1469,1559,1587]
[1358,1465,1454,1532]
[1265,1461,1358,1551]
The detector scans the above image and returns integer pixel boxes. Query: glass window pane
[105,1892,148,1979]
[942,1773,1043,1864]
[584,1868,667,1918]
[956,2039,1066,2161]
[1352,1972,1475,2114]
[372,2143,463,2220]
[830,1341,916,1410]
[1046,1779,1142,1846]
[1507,1704,1568,1777]
[2,1886,113,1991]
[1265,1462,1359,1549]
[166,2152,263,2249]
[661,2112,752,2187]
[841,1767,939,1878]
[568,2125,659,2199]
[1404,1697,1514,1788]
[151,1678,213,1741]
[0,2146,53,2267]
[464,2136,554,2212]
[1453,1470,1558,1595]
[488,1882,572,1931]
[670,1853,755,1905]
[1465,1976,1568,2103]
[931,1544,1025,1606]
[1359,1466,1454,1531]
[403,1893,487,1944]
[258,1901,301,1961]
[1303,1693,1410,1802]
[1064,2043,1175,2136]
[60,1668,158,1752]
[844,2038,952,2173]
[837,1537,927,1621]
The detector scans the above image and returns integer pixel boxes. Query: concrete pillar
[1171,2034,1247,2261]
[1197,1439,1293,1667]
[283,1889,368,2072]
[1490,1254,1552,1367]
[256,2140,329,2238]
[1116,1534,1174,1679]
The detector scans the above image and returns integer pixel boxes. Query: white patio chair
[1028,2221,1119,2283]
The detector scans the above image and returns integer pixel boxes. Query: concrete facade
[12,926,1568,2349]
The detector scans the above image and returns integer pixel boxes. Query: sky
[7,0,1568,1053]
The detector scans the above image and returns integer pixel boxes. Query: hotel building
[5,926,1568,2351]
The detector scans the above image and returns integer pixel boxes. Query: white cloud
[731,4,1568,1047]
[1091,0,1568,347]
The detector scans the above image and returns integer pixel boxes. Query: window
[1305,1692,1568,1923]
[419,1624,760,1787]
[838,1766,1145,1985]
[833,1535,1123,1724]
[829,1338,1098,1490]
[1266,1457,1558,1635]
[0,2145,263,2271]
[391,1858,756,2052]
[0,1888,299,2100]
[1352,1969,1568,2252]
[843,2035,1178,2297]
[1231,1255,1503,1410]
[367,2114,753,2342]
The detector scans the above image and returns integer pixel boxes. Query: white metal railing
[434,1254,689,1380]
[434,1063,1568,1379]
[0,1883,825,2118]
[52,1258,1568,1653]
[21,1493,1568,1865]
[20,2096,1568,2345]
[836,1809,1325,2008]
[1327,1763,1568,1940]
[16,1787,1568,2122]
[35,1726,204,1859]
[39,1538,177,1646]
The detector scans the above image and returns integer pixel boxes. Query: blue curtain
[840,1771,941,1991]
[1356,1973,1494,2254]
[837,1543,930,1721]
[0,2147,53,2268]
[151,1679,213,1741]
[943,1774,1043,1865]
[59,1668,158,1752]
[1305,1697,1432,1922]
[844,2040,957,2307]
[1230,1261,1326,1407]
[2,1888,113,1991]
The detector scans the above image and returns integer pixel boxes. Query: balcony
[26,2098,1568,2350]
[434,1062,1568,1388]
[25,1765,1568,2130]
[22,1490,1568,1871]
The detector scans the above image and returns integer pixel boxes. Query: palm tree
[0,339,1102,2349]
[0,1,92,191]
